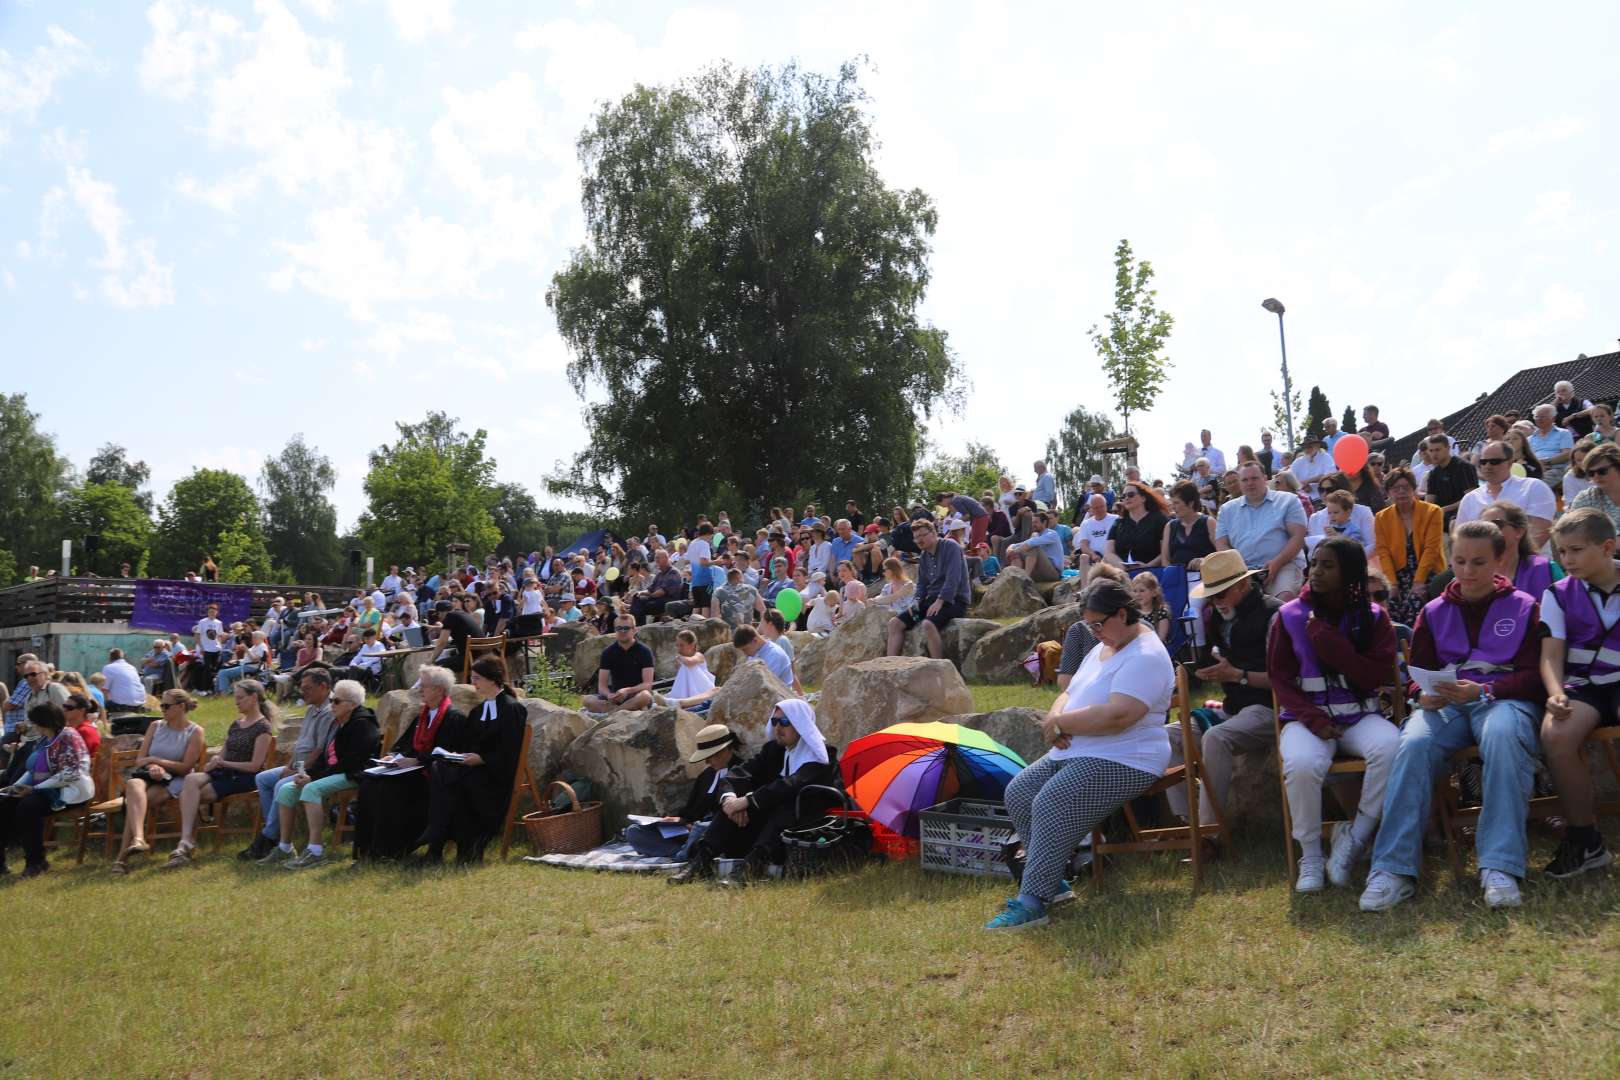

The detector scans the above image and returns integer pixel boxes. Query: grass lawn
[37,686,1609,1077]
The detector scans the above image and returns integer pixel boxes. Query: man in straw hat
[630,723,741,863]
[1163,549,1281,828]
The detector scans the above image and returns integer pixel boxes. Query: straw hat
[688,724,739,763]
[1189,550,1264,597]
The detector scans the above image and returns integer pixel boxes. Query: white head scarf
[773,698,828,776]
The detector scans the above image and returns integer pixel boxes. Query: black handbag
[779,785,873,879]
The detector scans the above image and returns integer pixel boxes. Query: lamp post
[1261,298,1295,452]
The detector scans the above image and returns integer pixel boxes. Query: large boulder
[786,631,826,686]
[899,617,1000,668]
[571,619,733,688]
[817,656,975,751]
[524,697,595,785]
[961,604,1082,683]
[542,622,593,667]
[373,684,481,745]
[561,705,710,827]
[945,707,1049,767]
[1053,574,1084,608]
[974,567,1045,619]
[706,661,793,756]
[705,642,741,686]
[818,605,893,674]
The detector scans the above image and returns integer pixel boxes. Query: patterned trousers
[1004,754,1161,903]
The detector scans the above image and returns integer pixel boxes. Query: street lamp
[1261,298,1295,452]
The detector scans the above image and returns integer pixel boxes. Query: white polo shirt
[1456,475,1557,526]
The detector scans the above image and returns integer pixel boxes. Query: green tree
[1341,405,1358,435]
[214,526,276,583]
[357,412,501,571]
[490,482,550,559]
[1088,239,1175,435]
[260,435,342,584]
[1305,386,1333,442]
[85,443,154,514]
[63,481,151,575]
[1044,407,1121,511]
[1270,388,1302,451]
[151,468,265,579]
[546,60,961,525]
[914,441,1007,507]
[0,393,72,573]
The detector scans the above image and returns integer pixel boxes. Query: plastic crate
[919,798,1016,879]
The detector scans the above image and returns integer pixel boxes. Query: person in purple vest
[1268,536,1400,893]
[1360,521,1545,912]
[1479,500,1559,601]
[1539,508,1620,879]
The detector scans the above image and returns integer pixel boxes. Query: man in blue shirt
[1031,460,1057,510]
[1214,461,1308,600]
[1529,403,1574,483]
[1006,510,1067,582]
[886,518,969,659]
[828,518,860,568]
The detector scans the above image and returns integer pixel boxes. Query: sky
[3,0,1617,531]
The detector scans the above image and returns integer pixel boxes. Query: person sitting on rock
[629,723,739,860]
[733,625,797,691]
[668,699,839,885]
[886,517,970,661]
[1005,509,1067,583]
[654,629,718,712]
[582,615,656,714]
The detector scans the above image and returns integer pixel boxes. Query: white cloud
[1426,263,1480,308]
[1487,115,1587,154]
[139,0,242,100]
[364,308,455,355]
[300,337,328,351]
[0,25,91,139]
[2,269,14,290]
[53,164,176,308]
[14,241,32,259]
[386,0,456,42]
[1527,190,1573,228]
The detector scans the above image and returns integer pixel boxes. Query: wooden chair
[1438,724,1620,876]
[78,744,142,861]
[498,723,541,858]
[38,740,113,859]
[1273,657,1408,881]
[200,736,284,852]
[1090,665,1230,893]
[461,637,506,684]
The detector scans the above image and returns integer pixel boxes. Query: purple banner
[130,579,253,635]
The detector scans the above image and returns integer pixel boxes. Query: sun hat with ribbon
[688,723,739,763]
[1189,549,1266,597]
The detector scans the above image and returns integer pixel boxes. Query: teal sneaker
[984,898,1049,931]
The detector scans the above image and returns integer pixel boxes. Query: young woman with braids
[1267,535,1400,894]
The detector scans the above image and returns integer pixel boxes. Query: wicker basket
[521,781,604,854]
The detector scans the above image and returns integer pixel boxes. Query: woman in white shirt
[986,579,1174,930]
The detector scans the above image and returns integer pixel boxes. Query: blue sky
[3,0,1617,529]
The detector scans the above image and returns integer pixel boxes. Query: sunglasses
[1589,465,1615,477]
[771,715,793,727]
[614,625,635,632]
[1478,457,1510,466]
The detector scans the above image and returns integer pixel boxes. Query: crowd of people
[1,376,1618,928]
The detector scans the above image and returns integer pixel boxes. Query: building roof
[1387,350,1620,462]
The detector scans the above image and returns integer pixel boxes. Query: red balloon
[1333,433,1369,474]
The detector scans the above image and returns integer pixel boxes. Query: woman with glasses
[1269,536,1400,894]
[112,689,204,873]
[985,580,1174,930]
[1479,501,1561,600]
[1563,437,1597,505]
[1375,466,1445,627]
[1104,484,1169,571]
[0,701,94,877]
[1570,442,1620,532]
[669,698,838,885]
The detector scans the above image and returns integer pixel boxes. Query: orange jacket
[1374,500,1445,587]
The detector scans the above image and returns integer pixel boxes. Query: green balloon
[775,588,803,622]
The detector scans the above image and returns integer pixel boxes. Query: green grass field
[7,686,1612,1077]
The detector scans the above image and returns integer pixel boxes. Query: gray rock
[1052,575,1084,608]
[818,656,976,752]
[960,604,1082,683]
[706,661,793,756]
[705,642,741,686]
[524,697,595,786]
[786,631,826,686]
[561,704,710,828]
[817,604,893,675]
[973,567,1046,619]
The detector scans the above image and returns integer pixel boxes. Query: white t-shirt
[806,594,836,633]
[519,588,544,616]
[1455,475,1557,526]
[1074,514,1118,555]
[1540,581,1620,641]
[672,654,715,699]
[1047,629,1174,776]
[687,539,713,576]
[353,640,386,674]
[101,659,145,705]
[194,617,224,653]
[1288,450,1335,494]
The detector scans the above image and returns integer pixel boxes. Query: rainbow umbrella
[841,722,1027,838]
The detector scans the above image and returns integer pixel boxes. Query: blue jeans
[214,662,259,695]
[256,767,299,841]
[1370,699,1540,879]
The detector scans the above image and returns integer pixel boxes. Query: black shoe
[1544,835,1613,880]
[1002,838,1026,885]
[238,833,276,862]
[668,848,714,886]
[20,862,47,880]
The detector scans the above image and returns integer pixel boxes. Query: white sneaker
[651,692,672,708]
[1294,855,1326,893]
[1325,822,1366,888]
[1359,869,1416,911]
[1481,868,1522,909]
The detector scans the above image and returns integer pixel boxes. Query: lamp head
[1261,298,1285,315]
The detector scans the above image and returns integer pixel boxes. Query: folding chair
[498,723,541,858]
[1090,665,1230,892]
[78,744,141,861]
[1273,657,1407,880]
[461,636,506,683]
[331,716,398,850]
[1438,724,1620,876]
[40,741,113,858]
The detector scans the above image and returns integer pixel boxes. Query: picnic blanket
[524,840,685,874]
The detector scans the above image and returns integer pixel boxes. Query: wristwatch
[1239,671,1250,686]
